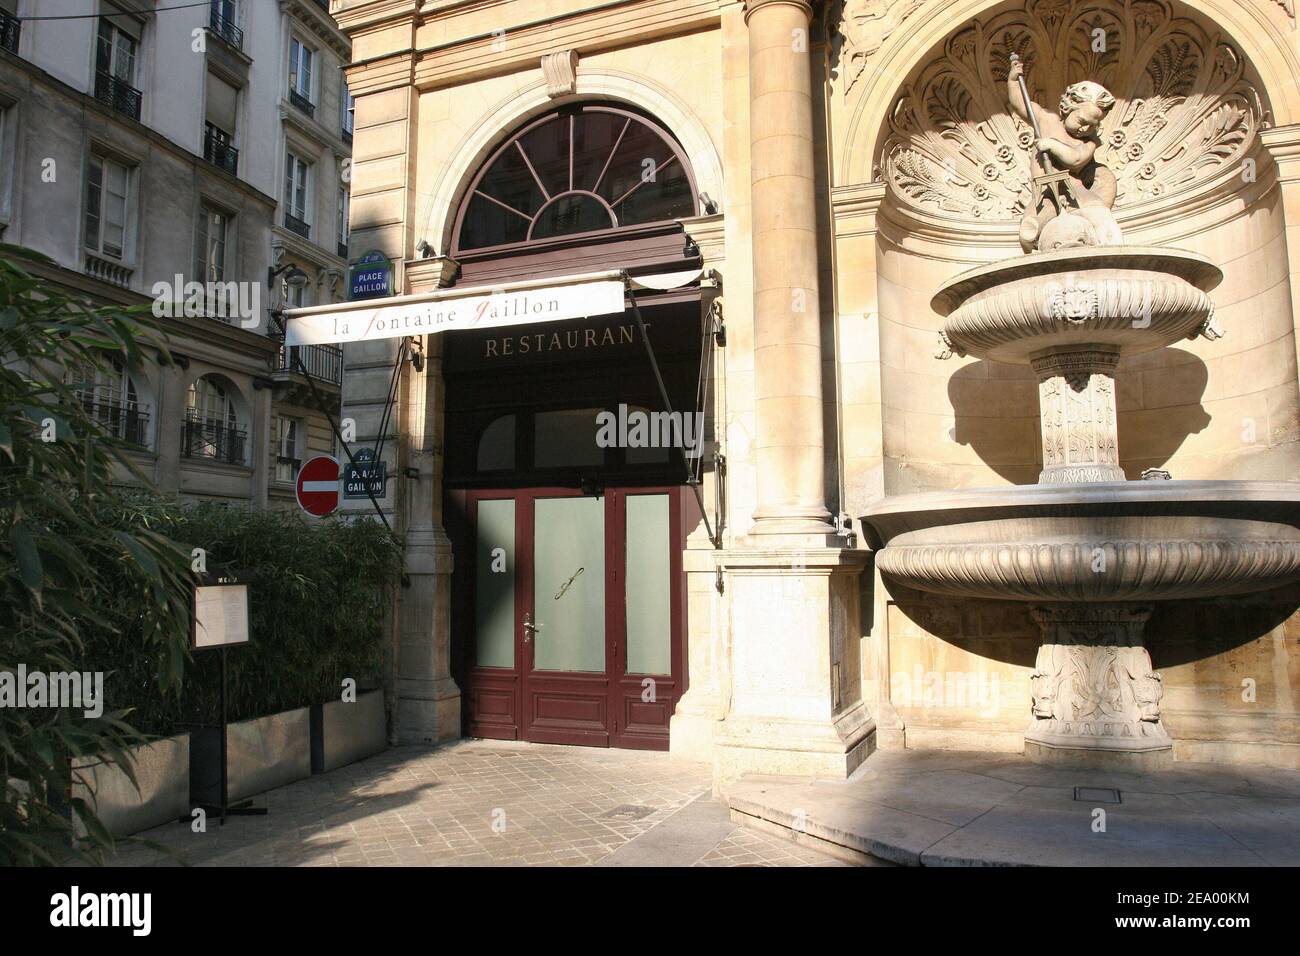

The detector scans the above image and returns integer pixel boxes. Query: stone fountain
[861,62,1300,770]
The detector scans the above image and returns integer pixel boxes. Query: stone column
[1260,125,1300,392]
[745,0,835,540]
[709,2,875,791]
[1031,347,1124,484]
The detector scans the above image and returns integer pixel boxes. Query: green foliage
[0,245,194,865]
[81,498,402,734]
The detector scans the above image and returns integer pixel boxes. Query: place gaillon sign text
[283,272,628,347]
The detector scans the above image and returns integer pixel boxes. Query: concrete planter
[311,689,387,773]
[190,707,311,805]
[72,734,190,837]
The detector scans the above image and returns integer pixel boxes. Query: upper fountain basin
[860,480,1300,603]
[932,246,1222,365]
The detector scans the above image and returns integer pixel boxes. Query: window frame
[450,104,698,257]
[284,149,311,223]
[84,151,134,261]
[289,35,315,102]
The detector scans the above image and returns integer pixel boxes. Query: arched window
[453,105,698,254]
[66,355,152,448]
[184,374,247,465]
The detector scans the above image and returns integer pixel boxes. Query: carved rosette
[1032,348,1124,483]
[879,0,1269,225]
[1026,604,1172,757]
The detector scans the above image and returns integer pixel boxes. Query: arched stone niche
[865,0,1300,494]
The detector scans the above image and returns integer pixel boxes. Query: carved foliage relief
[878,0,1270,224]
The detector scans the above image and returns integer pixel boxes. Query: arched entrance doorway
[441,103,709,750]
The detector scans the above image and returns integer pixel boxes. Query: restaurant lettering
[484,323,641,358]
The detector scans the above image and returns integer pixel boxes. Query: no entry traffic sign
[296,455,340,517]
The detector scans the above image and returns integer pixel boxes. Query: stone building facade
[326,0,1300,786]
[0,0,354,505]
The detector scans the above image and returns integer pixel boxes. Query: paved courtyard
[110,739,851,867]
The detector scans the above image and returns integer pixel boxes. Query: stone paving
[728,749,1300,866]
[110,739,846,867]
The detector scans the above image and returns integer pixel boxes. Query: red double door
[459,486,686,750]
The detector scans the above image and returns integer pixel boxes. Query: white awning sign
[283,275,628,347]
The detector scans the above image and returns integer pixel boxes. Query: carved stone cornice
[410,0,721,92]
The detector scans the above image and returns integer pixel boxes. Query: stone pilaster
[1260,124,1300,403]
[744,0,835,541]
[1030,347,1124,484]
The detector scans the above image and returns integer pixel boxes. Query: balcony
[183,414,248,466]
[288,88,315,118]
[84,252,133,288]
[284,211,310,239]
[94,71,143,122]
[208,5,243,50]
[278,343,342,385]
[77,389,151,448]
[0,8,19,55]
[203,125,239,175]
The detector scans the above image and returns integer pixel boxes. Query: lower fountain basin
[861,480,1300,603]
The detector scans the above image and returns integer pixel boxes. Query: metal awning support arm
[621,272,722,549]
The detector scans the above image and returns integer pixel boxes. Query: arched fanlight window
[184,374,248,465]
[453,105,698,254]
[66,355,152,448]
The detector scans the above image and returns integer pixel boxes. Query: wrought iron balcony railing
[203,125,239,175]
[0,8,20,55]
[76,390,151,447]
[208,5,243,50]
[278,343,343,385]
[288,88,315,117]
[94,71,143,122]
[283,211,310,238]
[183,414,248,466]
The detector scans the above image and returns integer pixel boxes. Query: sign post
[186,573,265,825]
[296,455,341,517]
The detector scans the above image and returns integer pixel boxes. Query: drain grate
[601,804,656,821]
[1074,786,1122,804]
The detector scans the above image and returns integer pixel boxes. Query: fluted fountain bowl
[933,246,1222,364]
[861,481,1300,604]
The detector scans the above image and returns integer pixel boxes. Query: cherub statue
[1006,57,1123,253]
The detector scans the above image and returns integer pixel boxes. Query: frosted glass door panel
[474,499,516,668]
[533,497,605,672]
[625,494,671,675]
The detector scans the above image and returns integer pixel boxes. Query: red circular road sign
[296,455,340,517]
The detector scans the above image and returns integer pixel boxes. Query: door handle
[523,612,543,643]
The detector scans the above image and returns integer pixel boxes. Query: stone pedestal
[1025,604,1173,770]
[1031,347,1124,484]
[713,549,875,788]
